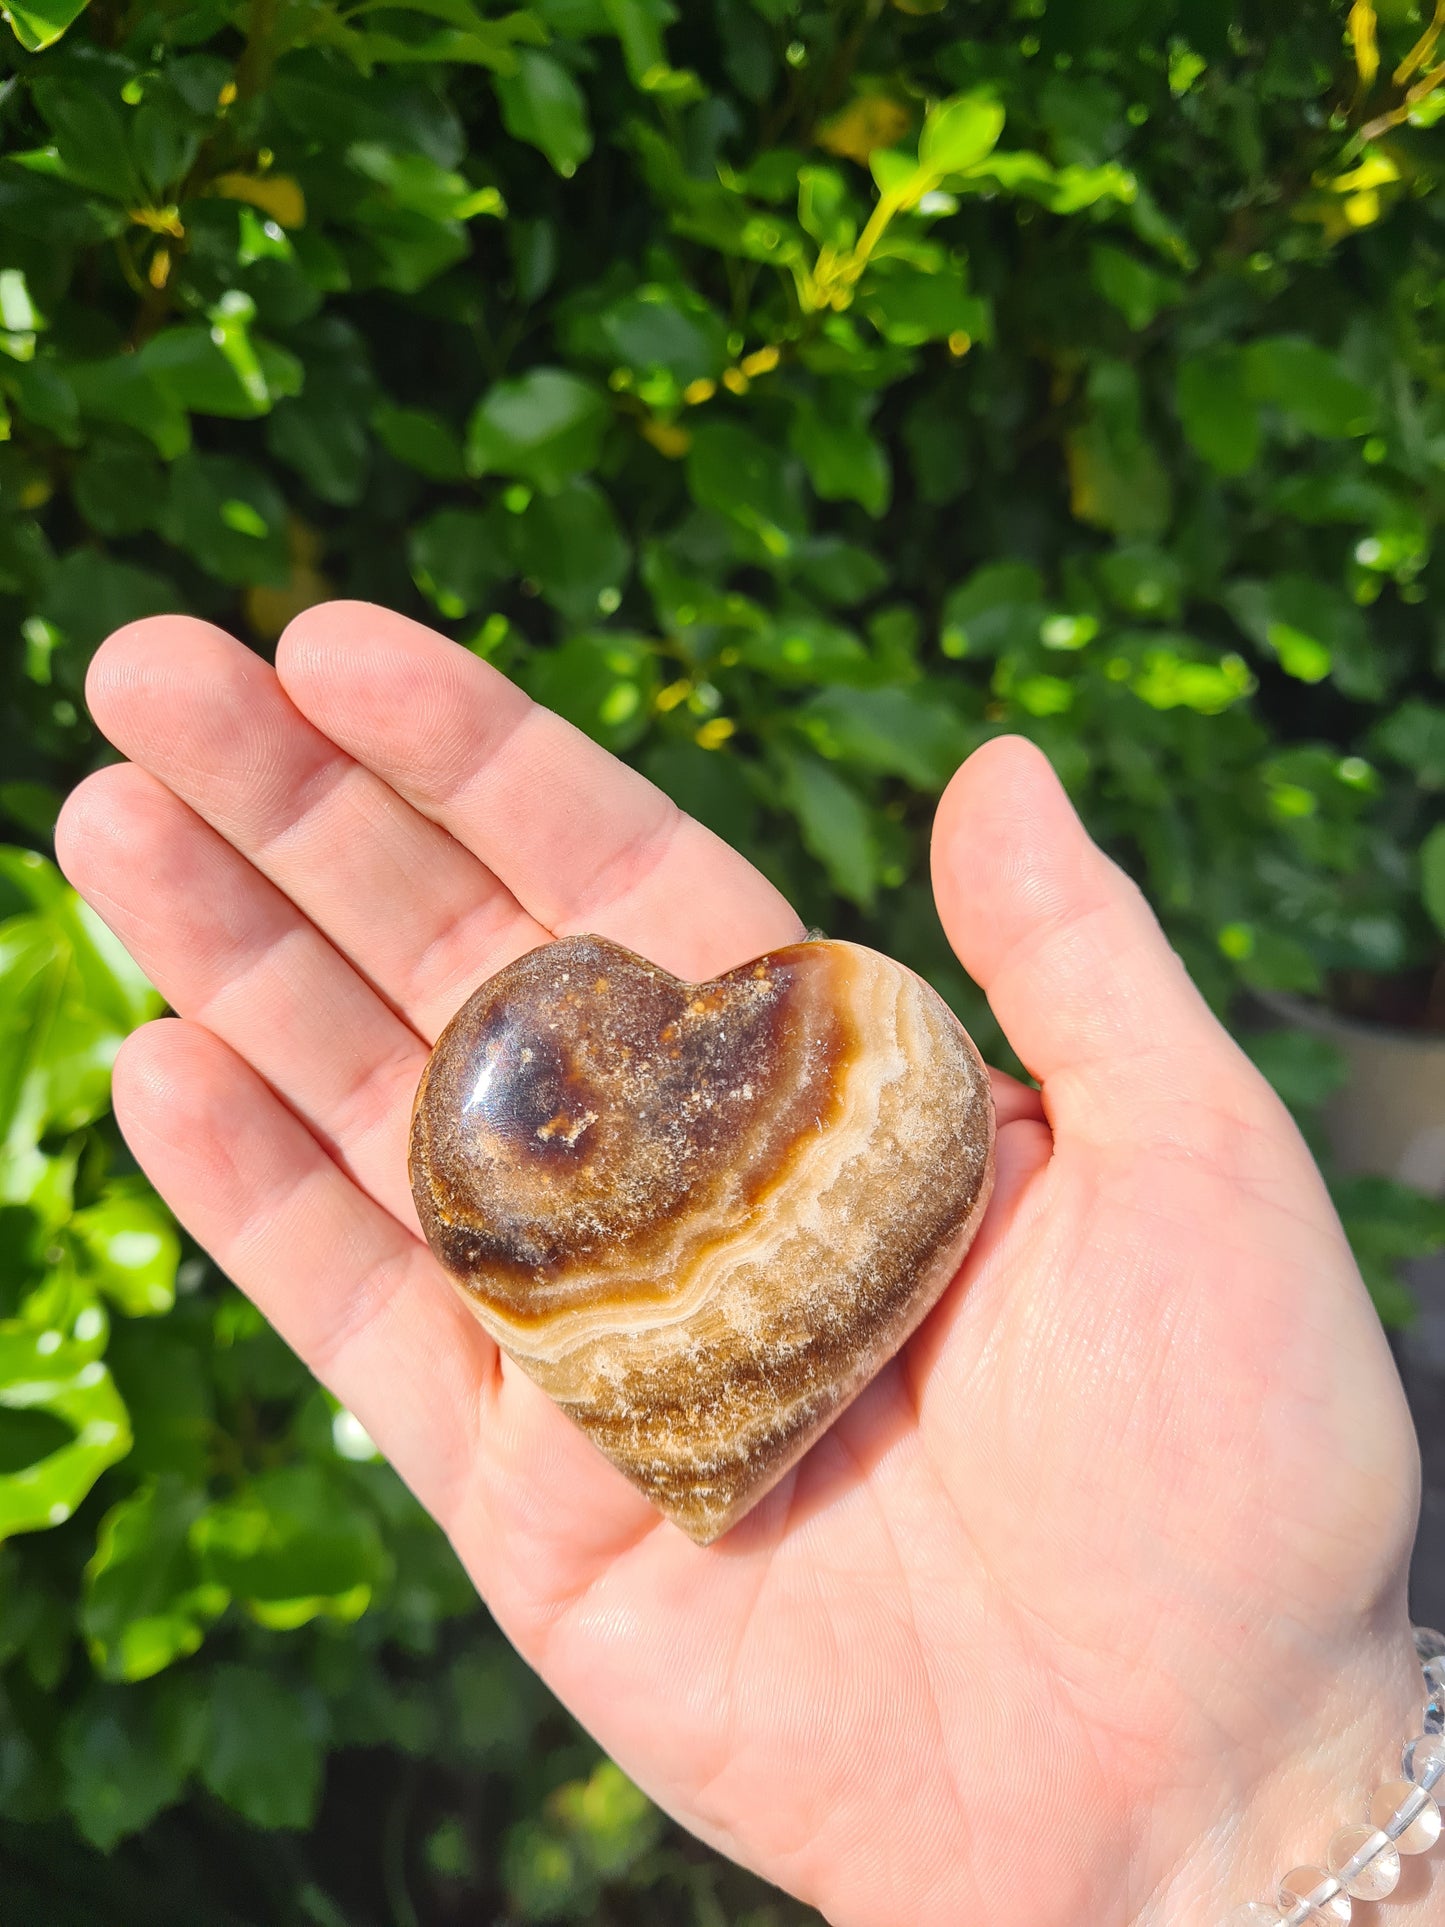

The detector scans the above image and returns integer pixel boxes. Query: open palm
[58,602,1424,1927]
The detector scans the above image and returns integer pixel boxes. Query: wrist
[1137,1615,1440,1926]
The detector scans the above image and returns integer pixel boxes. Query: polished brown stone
[409,935,996,1543]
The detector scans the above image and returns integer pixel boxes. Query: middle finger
[85,614,553,1041]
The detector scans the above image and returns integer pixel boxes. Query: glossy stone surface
[409,934,996,1542]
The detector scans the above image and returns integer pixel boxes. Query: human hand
[57,602,1429,1926]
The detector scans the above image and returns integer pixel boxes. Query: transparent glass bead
[1225,1906,1285,1927]
[1369,1778,1443,1853]
[1425,1690,1445,1737]
[1416,1626,1445,1663]
[1404,1731,1445,1790]
[1278,1866,1350,1923]
[1326,1823,1401,1900]
[1424,1654,1445,1696]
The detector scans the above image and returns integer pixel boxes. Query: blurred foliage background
[3,0,1445,1918]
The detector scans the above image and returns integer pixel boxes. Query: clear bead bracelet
[1226,1627,1445,1925]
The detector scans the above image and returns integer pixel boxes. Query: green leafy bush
[3,0,1445,1916]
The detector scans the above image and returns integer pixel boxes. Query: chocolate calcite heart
[409,935,995,1543]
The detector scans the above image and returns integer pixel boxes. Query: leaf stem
[1394,0,1445,85]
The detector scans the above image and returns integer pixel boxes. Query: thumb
[931,736,1247,1146]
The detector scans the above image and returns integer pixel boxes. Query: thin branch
[1395,0,1445,85]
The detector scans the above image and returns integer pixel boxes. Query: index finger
[276,602,803,981]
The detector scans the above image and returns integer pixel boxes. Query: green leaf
[352,204,471,293]
[132,97,204,200]
[939,562,1046,659]
[73,445,167,538]
[1,357,81,445]
[1096,543,1183,621]
[1421,825,1445,939]
[739,614,870,686]
[1242,336,1376,439]
[0,160,125,245]
[552,1759,662,1878]
[599,0,670,82]
[1336,1176,1445,1327]
[685,419,807,560]
[466,368,611,491]
[61,1680,198,1850]
[509,480,632,623]
[1124,639,1255,715]
[191,1464,389,1627]
[135,319,303,422]
[0,1318,131,1542]
[0,854,161,1204]
[775,747,879,909]
[67,358,190,460]
[39,551,181,663]
[1175,349,1261,476]
[1089,242,1182,329]
[266,393,371,506]
[1067,358,1171,539]
[964,150,1137,213]
[82,1477,227,1681]
[322,0,546,69]
[918,92,1006,176]
[2,0,91,51]
[585,283,727,385]
[30,79,143,203]
[107,1322,213,1482]
[1225,577,1379,699]
[410,505,511,617]
[789,387,891,516]
[347,141,505,222]
[495,51,593,176]
[1371,701,1445,789]
[200,1664,323,1828]
[795,685,971,790]
[1242,1029,1350,1115]
[160,454,289,586]
[526,631,656,751]
[860,257,987,347]
[373,403,467,479]
[642,738,759,845]
[71,1179,180,1318]
[797,165,856,250]
[795,535,889,608]
[0,849,162,1032]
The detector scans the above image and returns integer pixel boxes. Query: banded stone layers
[409,935,996,1543]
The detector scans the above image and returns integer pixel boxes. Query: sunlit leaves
[71,1182,179,1319]
[774,746,879,909]
[1,0,90,51]
[82,1479,224,1680]
[466,368,610,489]
[526,631,655,750]
[191,1466,390,1631]
[918,92,1006,175]
[495,50,593,176]
[0,1310,131,1543]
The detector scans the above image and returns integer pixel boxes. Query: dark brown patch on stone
[410,936,855,1316]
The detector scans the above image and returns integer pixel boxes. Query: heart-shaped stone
[409,935,995,1543]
